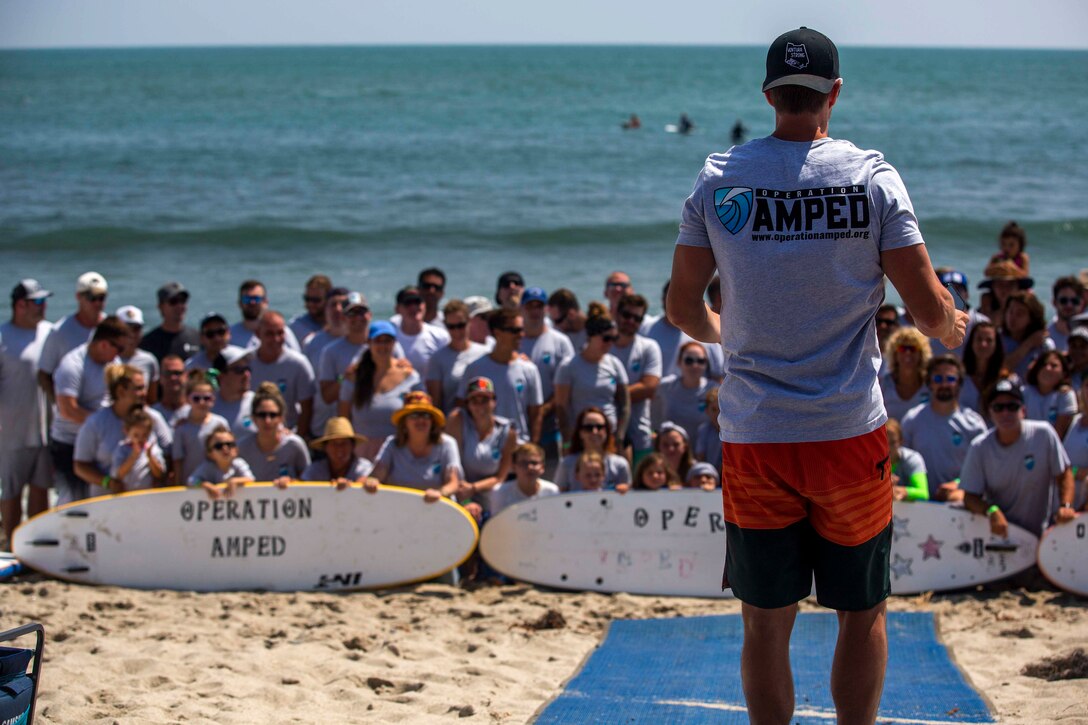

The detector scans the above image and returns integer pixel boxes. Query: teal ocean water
[1,45,1086,320]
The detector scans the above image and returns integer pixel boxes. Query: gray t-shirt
[519,329,576,402]
[0,320,52,450]
[652,374,715,443]
[459,355,544,443]
[425,342,489,413]
[554,353,629,431]
[249,349,315,431]
[236,431,311,481]
[895,446,927,483]
[317,337,364,383]
[879,373,930,424]
[289,312,323,347]
[212,392,255,438]
[396,323,451,375]
[341,370,424,443]
[302,330,342,437]
[38,314,96,376]
[554,452,631,492]
[301,456,373,482]
[1000,333,1056,380]
[959,420,1071,535]
[900,404,989,496]
[375,433,463,491]
[694,421,723,472]
[122,348,160,389]
[49,344,118,445]
[110,440,165,490]
[611,334,663,450]
[676,136,924,443]
[459,414,514,482]
[958,377,984,417]
[488,478,560,515]
[152,401,189,428]
[1022,386,1078,427]
[173,413,232,484]
[188,457,254,485]
[1061,415,1088,510]
[74,405,172,475]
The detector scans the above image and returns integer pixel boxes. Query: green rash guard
[892,446,929,501]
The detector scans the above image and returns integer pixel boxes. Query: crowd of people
[1,234,1086,551]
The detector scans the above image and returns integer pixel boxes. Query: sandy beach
[0,576,1084,724]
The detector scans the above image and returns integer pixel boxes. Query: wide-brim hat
[978,260,1033,290]
[310,416,367,450]
[391,391,446,429]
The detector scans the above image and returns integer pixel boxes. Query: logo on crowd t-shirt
[714,187,754,234]
[1024,454,1035,471]
[785,43,809,70]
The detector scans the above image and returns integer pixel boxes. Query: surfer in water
[677,113,694,135]
[731,118,748,145]
[668,27,966,723]
[622,113,641,130]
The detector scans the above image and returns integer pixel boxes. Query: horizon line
[2,40,1086,52]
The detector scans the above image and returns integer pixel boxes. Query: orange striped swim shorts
[720,426,892,547]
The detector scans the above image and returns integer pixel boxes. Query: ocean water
[1,45,1086,321]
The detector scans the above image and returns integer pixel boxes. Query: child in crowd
[488,443,559,514]
[654,421,694,482]
[684,461,719,491]
[624,451,681,492]
[172,370,230,485]
[573,451,606,491]
[989,220,1030,274]
[109,407,166,493]
[187,426,255,500]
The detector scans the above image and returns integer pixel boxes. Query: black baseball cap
[763,27,841,94]
[157,281,189,304]
[497,271,525,288]
[985,379,1024,408]
[11,279,52,302]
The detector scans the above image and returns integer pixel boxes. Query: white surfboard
[1037,514,1088,597]
[13,484,478,592]
[481,490,732,598]
[480,493,1037,598]
[888,502,1037,594]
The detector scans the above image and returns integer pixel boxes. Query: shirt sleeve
[675,167,712,249]
[339,378,355,402]
[232,458,255,479]
[869,158,925,252]
[73,417,99,464]
[642,338,663,378]
[957,440,986,497]
[442,436,464,481]
[53,351,82,398]
[1058,390,1079,416]
[37,327,62,375]
[1045,426,1072,476]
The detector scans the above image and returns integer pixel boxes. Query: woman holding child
[553,407,631,491]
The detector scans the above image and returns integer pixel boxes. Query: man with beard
[1048,276,1086,352]
[899,355,988,501]
[139,282,201,362]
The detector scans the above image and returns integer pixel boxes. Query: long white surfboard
[1037,514,1088,597]
[480,492,1038,598]
[13,484,478,592]
[888,502,1037,594]
[481,490,733,598]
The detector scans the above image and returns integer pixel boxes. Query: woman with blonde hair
[73,364,171,498]
[880,326,932,421]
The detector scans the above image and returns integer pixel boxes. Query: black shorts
[724,518,891,611]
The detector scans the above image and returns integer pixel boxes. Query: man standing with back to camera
[668,28,967,724]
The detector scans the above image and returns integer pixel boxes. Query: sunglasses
[445,321,468,330]
[606,281,631,289]
[406,412,432,420]
[601,334,619,343]
[931,374,959,384]
[345,307,370,317]
[500,326,525,335]
[620,310,644,323]
[226,365,250,375]
[1057,296,1081,307]
[28,298,47,306]
[254,410,281,420]
[303,295,324,304]
[166,296,188,306]
[211,440,237,451]
[876,318,898,327]
[990,402,1022,413]
[897,344,918,354]
[107,340,125,354]
[501,280,524,288]
[517,458,544,467]
[85,293,107,303]
[682,356,708,366]
[420,282,444,292]
[240,295,265,305]
[580,423,607,432]
[399,298,423,307]
[163,369,185,377]
[203,327,228,338]
[189,394,214,403]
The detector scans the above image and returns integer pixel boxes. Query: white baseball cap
[116,305,144,326]
[76,272,108,295]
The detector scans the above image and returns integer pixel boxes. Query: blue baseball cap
[368,320,397,340]
[939,270,968,289]
[522,286,548,305]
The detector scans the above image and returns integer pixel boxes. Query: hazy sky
[2,0,1086,50]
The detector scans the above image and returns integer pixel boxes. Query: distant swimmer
[678,113,694,135]
[731,118,748,144]
[622,114,641,130]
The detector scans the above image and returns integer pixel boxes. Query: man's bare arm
[666,245,720,344]
[881,244,966,348]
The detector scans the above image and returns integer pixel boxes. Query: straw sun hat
[391,391,446,429]
[310,417,367,451]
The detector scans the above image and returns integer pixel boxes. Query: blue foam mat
[536,612,993,724]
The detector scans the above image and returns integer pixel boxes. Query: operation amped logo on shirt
[715,185,873,242]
